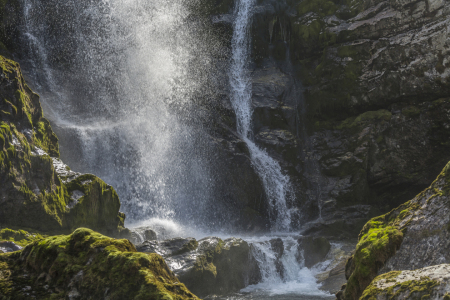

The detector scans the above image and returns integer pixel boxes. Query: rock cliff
[0,55,126,236]
[207,0,450,234]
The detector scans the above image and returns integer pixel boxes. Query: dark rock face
[136,236,256,297]
[0,55,126,236]
[208,0,450,233]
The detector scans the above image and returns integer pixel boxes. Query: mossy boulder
[360,264,450,300]
[0,55,126,237]
[338,161,450,299]
[0,228,199,299]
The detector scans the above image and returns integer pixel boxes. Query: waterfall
[18,0,230,231]
[229,0,293,231]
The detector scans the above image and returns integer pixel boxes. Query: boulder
[360,264,450,300]
[0,228,199,299]
[298,236,331,268]
[137,236,253,297]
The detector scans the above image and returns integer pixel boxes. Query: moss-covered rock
[0,228,46,247]
[0,228,199,299]
[0,55,126,237]
[337,161,450,299]
[360,264,450,300]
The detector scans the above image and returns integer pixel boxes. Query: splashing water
[229,0,294,231]
[19,0,229,230]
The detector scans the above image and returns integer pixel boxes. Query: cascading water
[229,0,293,232]
[18,0,236,232]
[17,0,335,297]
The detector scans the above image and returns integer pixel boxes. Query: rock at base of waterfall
[136,236,255,297]
[297,236,331,268]
[0,55,126,238]
[313,240,357,295]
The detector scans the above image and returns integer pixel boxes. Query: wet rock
[136,237,198,256]
[143,229,157,241]
[313,240,356,295]
[137,236,253,297]
[297,236,331,268]
[0,241,23,253]
[270,238,285,278]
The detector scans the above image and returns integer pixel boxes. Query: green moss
[173,239,199,256]
[402,106,421,118]
[336,110,392,130]
[344,212,404,299]
[0,228,46,247]
[338,45,359,58]
[33,119,59,157]
[0,228,199,299]
[361,273,440,300]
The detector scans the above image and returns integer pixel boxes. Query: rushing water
[229,0,294,232]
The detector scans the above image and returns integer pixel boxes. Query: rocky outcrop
[208,0,450,233]
[360,264,450,299]
[0,55,126,236]
[136,236,256,297]
[0,228,199,299]
[337,161,450,299]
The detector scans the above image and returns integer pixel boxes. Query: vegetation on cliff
[0,228,199,299]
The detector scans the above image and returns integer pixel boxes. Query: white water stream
[229,0,294,232]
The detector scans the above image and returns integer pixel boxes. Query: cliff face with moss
[0,55,126,236]
[337,161,450,299]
